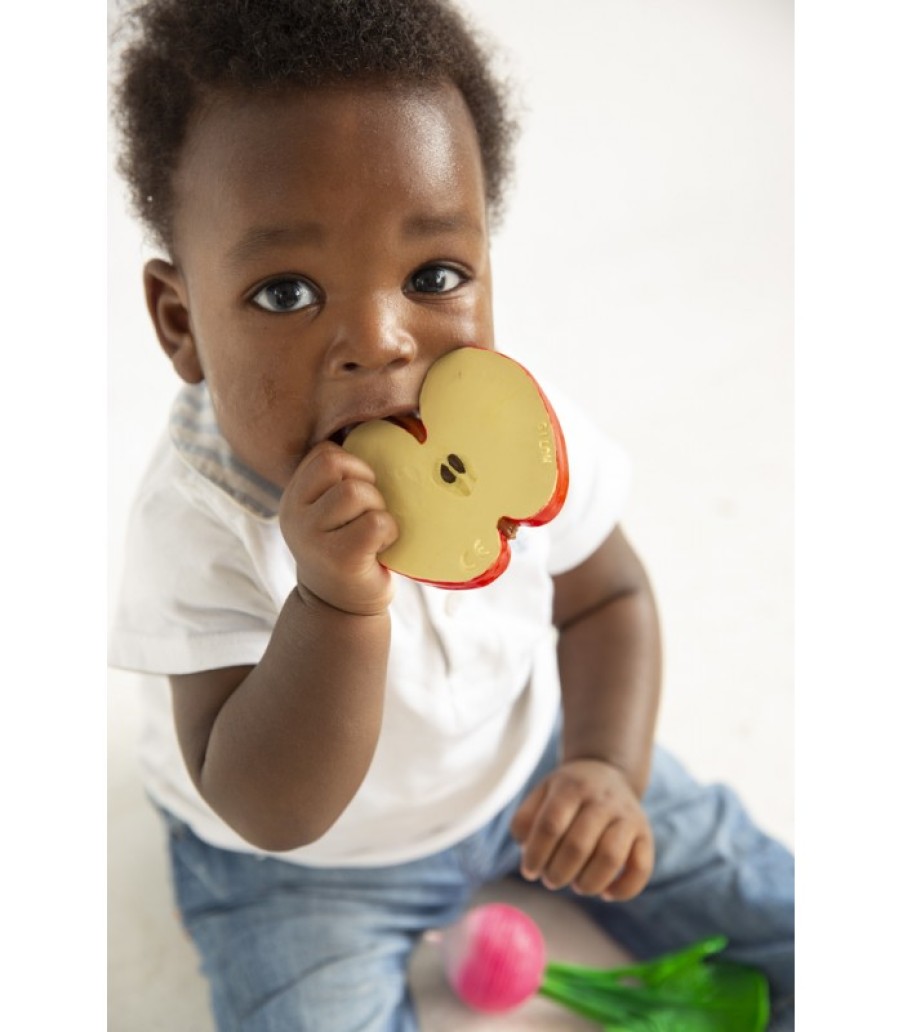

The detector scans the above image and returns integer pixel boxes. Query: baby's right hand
[279,442,399,616]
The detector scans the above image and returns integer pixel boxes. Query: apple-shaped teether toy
[437,903,771,1030]
[343,347,568,588]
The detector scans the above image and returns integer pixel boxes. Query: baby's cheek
[259,374,281,412]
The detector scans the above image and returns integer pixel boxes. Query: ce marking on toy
[461,537,492,571]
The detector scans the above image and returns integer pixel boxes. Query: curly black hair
[112,0,519,251]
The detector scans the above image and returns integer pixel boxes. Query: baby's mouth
[329,424,359,447]
[331,410,426,446]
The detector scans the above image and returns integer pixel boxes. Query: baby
[109,1,794,1029]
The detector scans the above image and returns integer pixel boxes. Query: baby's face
[158,82,494,489]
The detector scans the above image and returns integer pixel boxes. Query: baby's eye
[408,265,466,295]
[252,278,318,313]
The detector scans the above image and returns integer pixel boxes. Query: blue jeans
[162,735,794,1031]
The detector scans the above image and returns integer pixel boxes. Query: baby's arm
[511,526,662,899]
[170,442,398,852]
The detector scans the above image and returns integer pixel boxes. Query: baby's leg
[571,745,795,1030]
[160,811,468,1032]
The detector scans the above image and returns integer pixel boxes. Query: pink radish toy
[438,902,771,1030]
[440,903,546,1012]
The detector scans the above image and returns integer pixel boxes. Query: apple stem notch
[497,517,519,541]
[387,412,427,443]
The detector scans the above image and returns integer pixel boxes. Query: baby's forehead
[171,81,489,257]
[180,81,484,189]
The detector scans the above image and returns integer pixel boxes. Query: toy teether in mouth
[329,425,357,447]
[343,346,568,589]
[330,411,424,448]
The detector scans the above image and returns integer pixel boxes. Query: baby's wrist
[293,579,392,620]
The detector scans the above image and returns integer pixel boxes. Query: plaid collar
[169,383,283,520]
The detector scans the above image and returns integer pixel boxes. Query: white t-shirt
[109,381,630,866]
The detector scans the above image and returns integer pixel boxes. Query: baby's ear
[143,258,204,384]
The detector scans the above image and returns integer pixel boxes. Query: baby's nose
[329,294,415,373]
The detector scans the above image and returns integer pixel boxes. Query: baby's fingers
[575,826,654,901]
[540,803,611,890]
[312,478,390,534]
[601,833,655,901]
[514,786,582,882]
[282,442,375,513]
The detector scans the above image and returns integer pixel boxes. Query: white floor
[108,1,793,1027]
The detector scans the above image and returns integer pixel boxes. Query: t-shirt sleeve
[108,445,280,676]
[543,387,632,576]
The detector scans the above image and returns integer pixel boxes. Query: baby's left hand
[510,759,654,901]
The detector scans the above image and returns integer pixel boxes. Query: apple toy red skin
[343,346,569,589]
